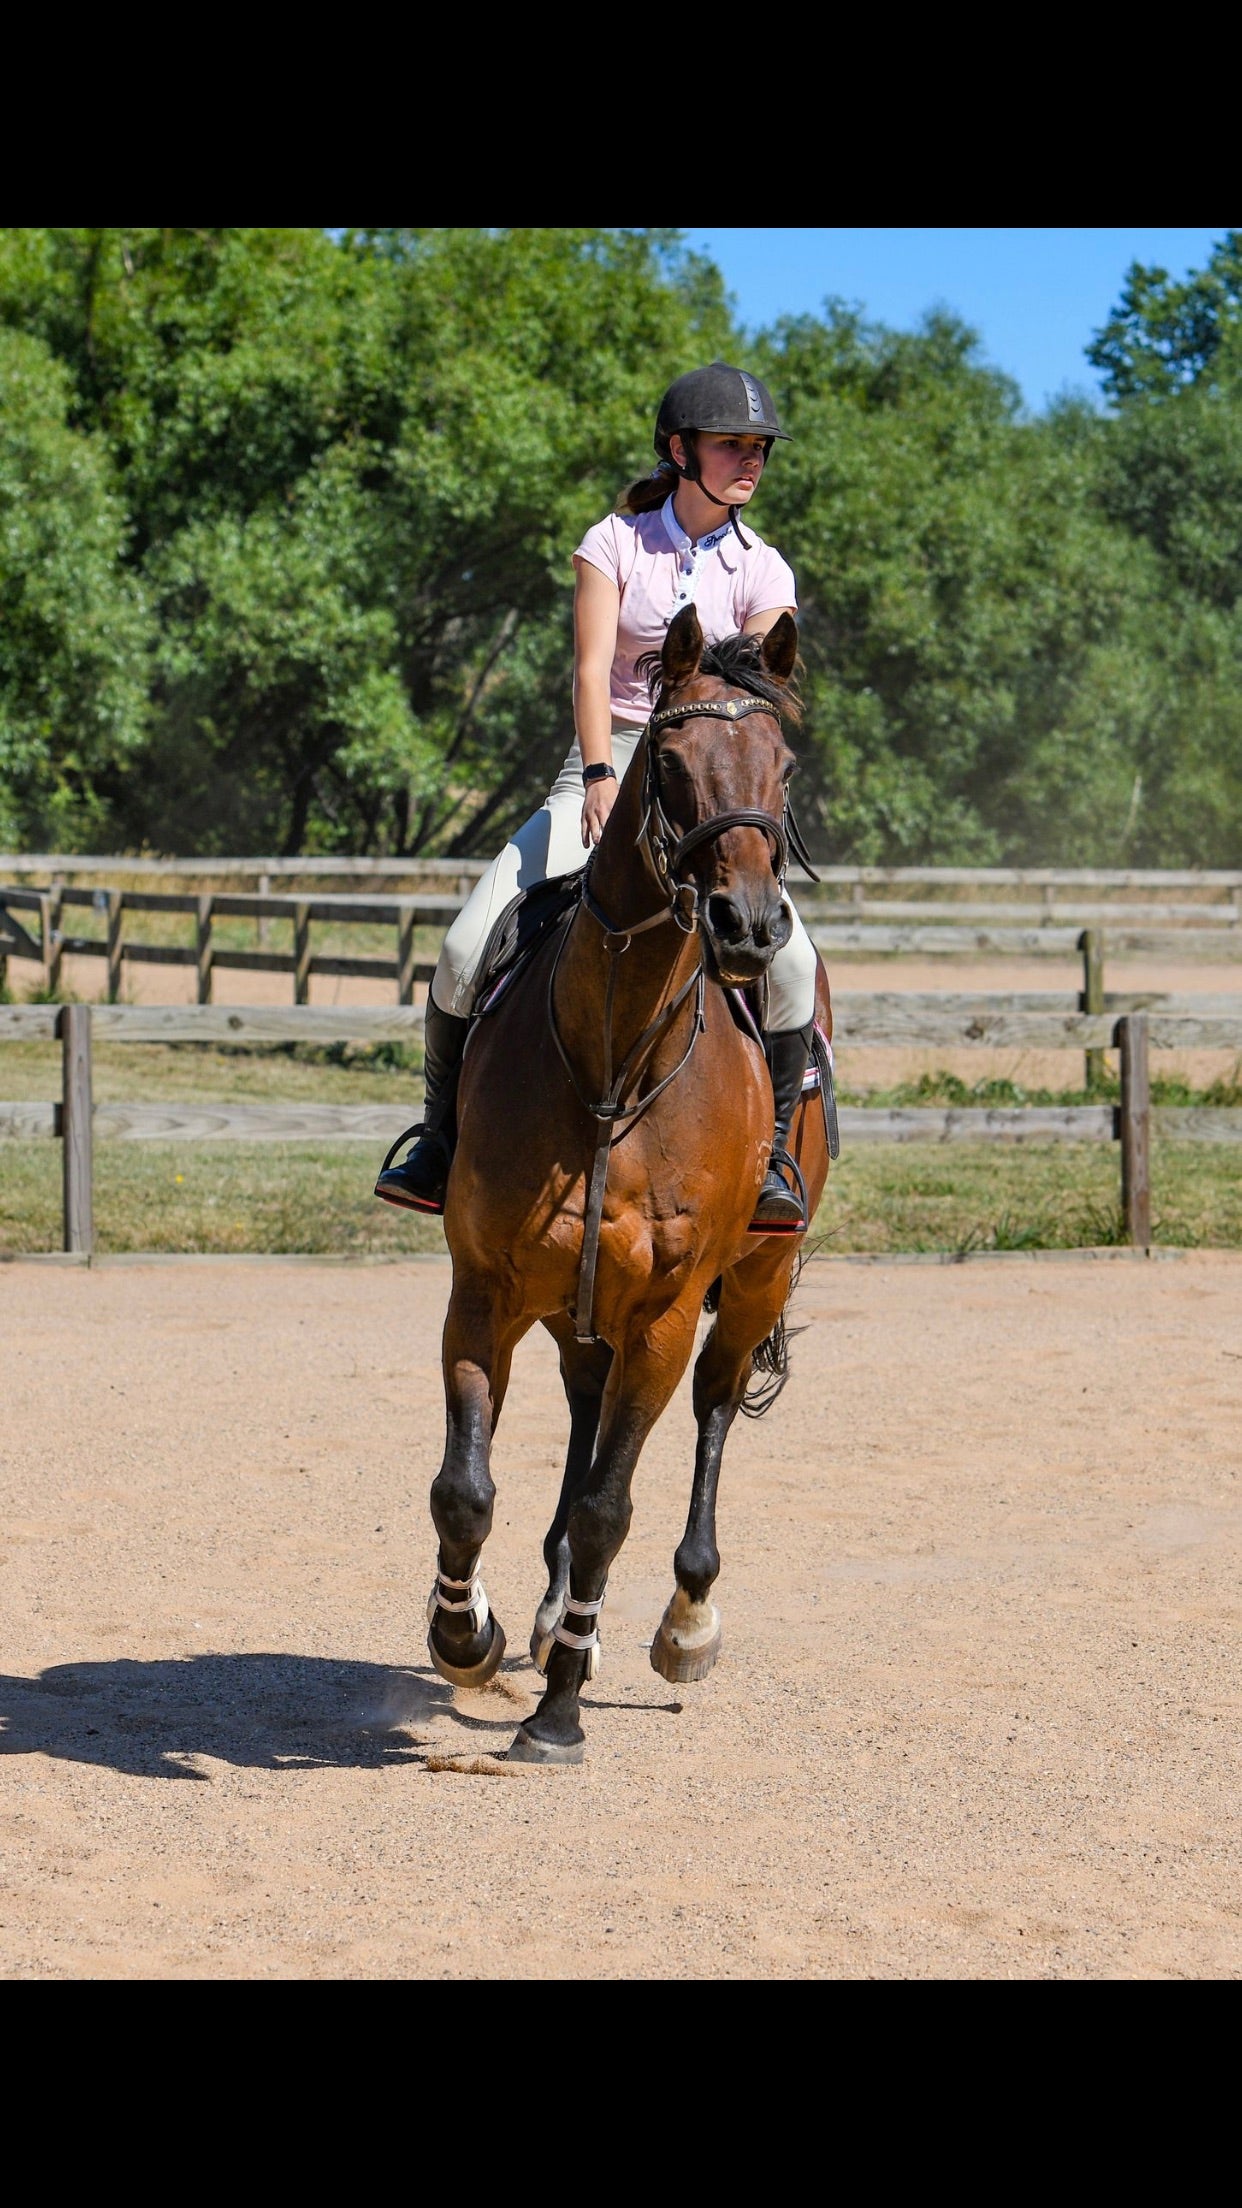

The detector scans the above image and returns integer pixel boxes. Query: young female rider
[374,361,820,1233]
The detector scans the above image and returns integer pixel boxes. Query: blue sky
[677,228,1234,416]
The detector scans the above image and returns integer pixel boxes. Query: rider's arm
[743,605,796,637]
[573,557,623,848]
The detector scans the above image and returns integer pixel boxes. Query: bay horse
[426,604,833,1764]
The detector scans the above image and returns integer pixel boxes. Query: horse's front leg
[651,1246,800,1685]
[426,1280,521,1690]
[509,1303,702,1766]
[531,1320,614,1666]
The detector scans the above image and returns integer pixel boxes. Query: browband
[648,696,779,735]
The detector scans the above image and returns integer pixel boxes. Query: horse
[424,603,834,1764]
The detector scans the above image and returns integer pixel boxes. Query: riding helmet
[654,362,791,463]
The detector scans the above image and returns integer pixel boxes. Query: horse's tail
[701,1251,809,1421]
[739,1251,808,1419]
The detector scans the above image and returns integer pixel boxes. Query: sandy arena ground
[2,1248,1239,1980]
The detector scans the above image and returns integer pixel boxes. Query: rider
[374,361,820,1233]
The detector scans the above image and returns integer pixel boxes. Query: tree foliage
[1,226,1240,865]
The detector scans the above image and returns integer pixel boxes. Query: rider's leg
[374,726,644,1214]
[372,987,471,1213]
[749,899,819,1235]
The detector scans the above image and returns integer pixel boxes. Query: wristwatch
[582,762,617,785]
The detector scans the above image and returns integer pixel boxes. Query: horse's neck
[556,762,701,1083]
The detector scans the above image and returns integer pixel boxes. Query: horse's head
[639,604,802,989]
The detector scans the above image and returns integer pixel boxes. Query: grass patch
[839,1066,1242,1108]
[3,1134,1240,1258]
[808,1139,1242,1256]
[0,1037,425,1106]
[3,1043,1241,1257]
[0,1141,448,1257]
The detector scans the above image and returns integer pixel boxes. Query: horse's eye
[661,750,687,777]
[781,758,797,783]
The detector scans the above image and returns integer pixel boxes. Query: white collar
[660,493,733,558]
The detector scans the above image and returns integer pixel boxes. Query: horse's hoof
[649,1615,722,1684]
[427,1615,507,1691]
[506,1724,585,1766]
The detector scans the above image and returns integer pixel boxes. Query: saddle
[473,870,585,1021]
[469,871,840,1160]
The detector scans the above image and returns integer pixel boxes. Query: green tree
[755,308,1146,863]
[0,325,150,848]
[1086,233,1242,402]
[0,226,733,855]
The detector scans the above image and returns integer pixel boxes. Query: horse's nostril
[754,903,793,952]
[706,894,748,944]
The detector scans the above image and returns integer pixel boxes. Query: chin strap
[665,454,753,549]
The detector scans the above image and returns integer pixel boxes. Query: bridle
[552,684,817,1344]
[640,695,792,915]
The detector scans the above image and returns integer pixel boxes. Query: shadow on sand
[0,1651,534,1780]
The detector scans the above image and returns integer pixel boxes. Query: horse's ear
[760,612,799,684]
[662,604,704,685]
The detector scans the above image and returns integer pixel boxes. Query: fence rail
[5,999,1241,1258]
[6,855,1242,888]
[7,876,1242,1012]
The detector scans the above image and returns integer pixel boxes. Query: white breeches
[432,728,818,1030]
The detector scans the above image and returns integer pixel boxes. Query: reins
[549,905,705,1347]
[556,691,808,1345]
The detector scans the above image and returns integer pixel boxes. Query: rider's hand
[582,778,618,848]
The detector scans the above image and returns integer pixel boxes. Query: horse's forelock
[697,633,787,712]
[635,630,802,722]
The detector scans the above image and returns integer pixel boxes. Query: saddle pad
[802,1022,834,1090]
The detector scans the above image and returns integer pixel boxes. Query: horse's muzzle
[701,888,792,984]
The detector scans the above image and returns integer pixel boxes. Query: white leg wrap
[547,1594,604,1681]
[426,1564,490,1638]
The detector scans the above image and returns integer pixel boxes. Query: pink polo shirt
[573,495,798,726]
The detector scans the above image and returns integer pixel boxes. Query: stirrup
[747,1147,808,1235]
[373,1120,452,1213]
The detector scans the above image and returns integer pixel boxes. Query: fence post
[106,889,124,1002]
[294,902,311,1004]
[1079,927,1105,1092]
[196,893,214,1004]
[1116,1012,1151,1250]
[60,1002,93,1255]
[257,871,270,947]
[397,903,416,1005]
[44,886,64,995]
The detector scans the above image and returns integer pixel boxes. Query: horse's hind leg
[651,1247,800,1685]
[426,1283,523,1690]
[531,1321,613,1667]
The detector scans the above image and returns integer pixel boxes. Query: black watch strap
[582,762,617,785]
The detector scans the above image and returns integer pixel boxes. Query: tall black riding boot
[373,994,470,1215]
[748,1019,816,1235]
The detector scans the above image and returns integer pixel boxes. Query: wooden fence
[5,855,1242,895]
[4,996,1240,1258]
[4,869,1242,1013]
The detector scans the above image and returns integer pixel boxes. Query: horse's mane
[635,630,804,727]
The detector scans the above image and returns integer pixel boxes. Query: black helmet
[655,362,790,463]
